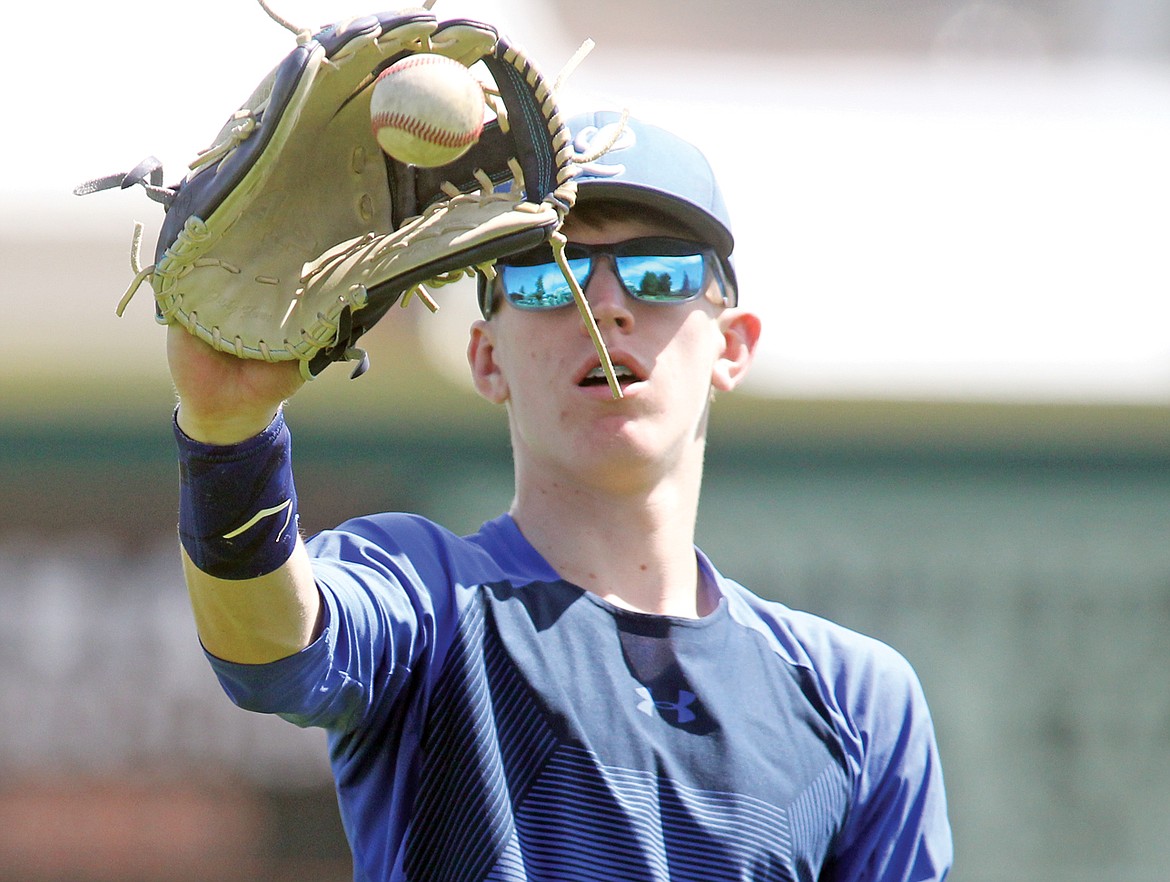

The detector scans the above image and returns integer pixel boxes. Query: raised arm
[168,324,321,664]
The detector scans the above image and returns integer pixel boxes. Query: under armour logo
[573,123,637,178]
[635,685,697,724]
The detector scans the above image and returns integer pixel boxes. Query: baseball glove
[76,3,621,391]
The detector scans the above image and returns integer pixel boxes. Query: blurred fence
[2,424,1168,881]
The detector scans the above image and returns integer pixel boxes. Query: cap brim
[574,181,735,261]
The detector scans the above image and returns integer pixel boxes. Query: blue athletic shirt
[207,512,952,882]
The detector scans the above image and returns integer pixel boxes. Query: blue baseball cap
[565,111,737,297]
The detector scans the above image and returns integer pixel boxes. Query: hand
[167,324,306,445]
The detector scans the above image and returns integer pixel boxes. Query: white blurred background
[4,0,1168,403]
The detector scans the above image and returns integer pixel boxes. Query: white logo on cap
[573,123,637,178]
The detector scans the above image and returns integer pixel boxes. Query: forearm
[174,405,322,664]
[182,538,322,664]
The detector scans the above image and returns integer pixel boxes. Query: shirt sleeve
[825,635,953,882]
[204,513,464,734]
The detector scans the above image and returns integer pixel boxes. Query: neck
[510,451,713,618]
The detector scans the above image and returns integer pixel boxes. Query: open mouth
[579,364,637,388]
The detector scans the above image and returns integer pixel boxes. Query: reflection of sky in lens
[504,260,587,307]
[619,255,704,297]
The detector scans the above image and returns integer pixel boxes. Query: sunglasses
[479,237,734,317]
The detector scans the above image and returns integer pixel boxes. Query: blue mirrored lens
[499,244,710,311]
[500,258,588,309]
[616,253,706,302]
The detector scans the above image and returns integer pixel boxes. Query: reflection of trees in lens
[511,264,579,306]
[637,271,675,296]
[629,255,704,300]
[635,270,701,300]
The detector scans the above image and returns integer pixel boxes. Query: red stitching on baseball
[371,112,481,149]
[388,55,457,74]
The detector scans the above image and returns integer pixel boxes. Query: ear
[712,309,762,393]
[467,319,509,404]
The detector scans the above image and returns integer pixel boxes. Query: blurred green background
[3,0,1169,880]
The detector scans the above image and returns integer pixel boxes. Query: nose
[581,255,634,332]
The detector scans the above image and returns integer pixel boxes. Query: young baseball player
[170,110,953,881]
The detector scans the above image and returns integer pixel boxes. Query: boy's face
[468,211,760,485]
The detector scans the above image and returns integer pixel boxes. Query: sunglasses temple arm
[550,232,624,400]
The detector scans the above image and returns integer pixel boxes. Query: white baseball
[369,54,485,168]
